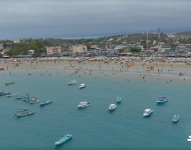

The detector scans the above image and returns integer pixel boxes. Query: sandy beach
[1,60,191,83]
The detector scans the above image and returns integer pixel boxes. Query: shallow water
[0,71,191,150]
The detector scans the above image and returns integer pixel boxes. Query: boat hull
[16,112,35,117]
[79,86,86,89]
[54,135,72,146]
[143,111,153,117]
[5,82,15,86]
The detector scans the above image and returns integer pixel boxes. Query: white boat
[54,134,72,146]
[77,101,90,108]
[7,94,17,97]
[79,83,86,89]
[109,104,117,110]
[116,96,121,102]
[172,115,179,122]
[68,80,77,85]
[143,109,153,117]
[156,97,168,104]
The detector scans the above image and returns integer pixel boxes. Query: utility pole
[147,28,148,51]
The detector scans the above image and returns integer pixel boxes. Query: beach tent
[0,67,5,70]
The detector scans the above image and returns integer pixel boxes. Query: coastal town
[1,29,191,59]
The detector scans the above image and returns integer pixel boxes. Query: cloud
[0,0,191,39]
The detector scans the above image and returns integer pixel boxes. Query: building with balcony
[46,46,61,55]
[72,45,87,53]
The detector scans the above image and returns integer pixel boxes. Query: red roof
[90,45,98,48]
[47,46,61,50]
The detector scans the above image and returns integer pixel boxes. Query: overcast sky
[0,0,191,40]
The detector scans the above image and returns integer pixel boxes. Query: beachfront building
[46,46,61,55]
[176,46,186,51]
[161,46,171,52]
[0,43,4,50]
[72,45,87,53]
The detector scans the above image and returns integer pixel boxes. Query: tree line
[5,42,46,57]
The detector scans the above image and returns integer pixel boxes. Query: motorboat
[0,92,11,96]
[109,104,117,110]
[15,111,35,117]
[7,94,17,97]
[68,80,77,85]
[29,99,41,104]
[54,134,72,146]
[18,108,29,112]
[116,96,121,102]
[143,109,153,117]
[172,115,179,122]
[156,97,168,103]
[79,83,86,89]
[40,100,52,106]
[77,101,90,108]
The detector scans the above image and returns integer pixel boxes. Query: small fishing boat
[54,134,72,146]
[116,96,121,102]
[0,92,11,96]
[5,82,15,86]
[18,108,29,112]
[79,83,86,89]
[77,101,90,108]
[156,97,168,104]
[172,115,179,122]
[109,104,117,110]
[40,100,52,106]
[143,109,153,117]
[7,94,17,97]
[68,80,77,85]
[15,111,35,117]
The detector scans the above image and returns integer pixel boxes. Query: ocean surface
[0,71,191,150]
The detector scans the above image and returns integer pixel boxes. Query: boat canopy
[145,109,151,112]
[79,101,88,105]
[110,104,116,107]
[158,97,167,99]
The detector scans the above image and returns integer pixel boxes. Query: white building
[0,43,4,50]
[47,46,61,55]
[28,50,35,55]
[14,40,20,43]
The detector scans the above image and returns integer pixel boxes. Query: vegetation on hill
[176,31,191,37]
[5,42,45,57]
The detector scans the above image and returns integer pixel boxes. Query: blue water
[0,72,191,150]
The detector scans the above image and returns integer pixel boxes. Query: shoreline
[1,61,191,84]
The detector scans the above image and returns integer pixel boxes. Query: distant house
[0,43,4,50]
[145,50,155,53]
[28,50,35,55]
[46,46,61,55]
[14,40,20,43]
[90,45,99,49]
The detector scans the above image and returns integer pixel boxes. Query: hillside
[175,31,191,36]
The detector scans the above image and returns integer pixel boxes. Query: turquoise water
[0,72,191,150]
